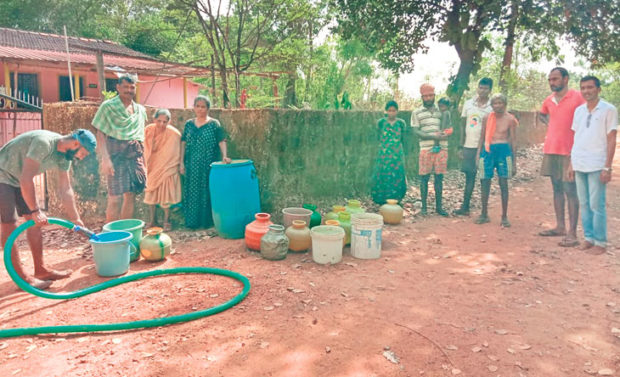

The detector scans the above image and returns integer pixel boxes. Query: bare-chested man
[475,93,518,227]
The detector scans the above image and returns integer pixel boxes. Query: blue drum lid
[211,159,253,168]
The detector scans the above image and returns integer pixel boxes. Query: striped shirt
[411,105,446,151]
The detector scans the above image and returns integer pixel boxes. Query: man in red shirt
[538,67,585,247]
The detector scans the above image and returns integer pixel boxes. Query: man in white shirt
[454,77,493,215]
[568,75,618,255]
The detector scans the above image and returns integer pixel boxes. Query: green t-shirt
[0,130,71,187]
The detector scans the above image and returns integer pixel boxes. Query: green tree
[335,0,504,106]
[298,37,381,109]
[175,0,325,108]
[0,0,191,58]
[562,0,620,67]
[496,0,562,93]
[497,0,620,93]
[335,0,619,107]
[467,34,562,111]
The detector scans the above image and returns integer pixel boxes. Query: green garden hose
[0,217,251,338]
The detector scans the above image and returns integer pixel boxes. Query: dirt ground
[1,159,620,377]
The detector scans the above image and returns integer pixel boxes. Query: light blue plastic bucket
[89,231,134,277]
[102,219,145,262]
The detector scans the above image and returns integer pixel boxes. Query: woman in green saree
[371,100,408,204]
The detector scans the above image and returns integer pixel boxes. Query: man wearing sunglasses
[568,76,618,255]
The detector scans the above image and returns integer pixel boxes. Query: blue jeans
[575,171,607,247]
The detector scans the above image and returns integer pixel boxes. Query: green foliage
[578,62,620,109]
[468,34,547,111]
[561,0,620,66]
[122,13,181,57]
[334,0,619,108]
[334,0,435,73]
[0,0,187,58]
[2,0,614,112]
[466,34,552,111]
[463,34,620,112]
[101,91,117,101]
[334,0,505,105]
[293,37,392,110]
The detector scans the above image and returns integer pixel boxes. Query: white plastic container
[310,225,345,264]
[350,213,383,259]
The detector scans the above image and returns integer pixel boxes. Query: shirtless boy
[476,94,518,227]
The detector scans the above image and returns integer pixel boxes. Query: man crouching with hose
[0,129,96,289]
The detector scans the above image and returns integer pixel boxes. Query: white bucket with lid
[310,225,345,264]
[350,213,383,259]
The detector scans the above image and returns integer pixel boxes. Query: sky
[397,39,588,99]
[316,19,588,101]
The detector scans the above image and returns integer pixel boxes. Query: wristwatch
[27,207,40,214]
[603,167,612,172]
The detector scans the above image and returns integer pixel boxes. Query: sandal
[585,246,606,255]
[475,215,490,224]
[558,237,579,247]
[452,208,470,216]
[538,229,565,237]
[500,218,511,228]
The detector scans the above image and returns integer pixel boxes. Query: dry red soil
[1,168,619,376]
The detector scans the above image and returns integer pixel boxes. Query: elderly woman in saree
[143,109,182,230]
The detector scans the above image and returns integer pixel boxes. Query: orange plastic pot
[245,213,273,251]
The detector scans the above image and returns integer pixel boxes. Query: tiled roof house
[0,27,207,108]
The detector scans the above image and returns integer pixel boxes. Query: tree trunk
[304,19,313,104]
[444,2,488,108]
[284,73,297,108]
[393,73,400,102]
[189,2,230,108]
[447,49,476,107]
[233,69,241,108]
[499,0,519,93]
[220,69,230,109]
[210,55,217,105]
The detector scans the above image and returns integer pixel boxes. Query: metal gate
[0,107,46,210]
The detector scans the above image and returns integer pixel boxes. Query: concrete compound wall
[42,102,547,222]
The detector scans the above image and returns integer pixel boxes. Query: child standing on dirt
[476,93,518,227]
[433,98,453,152]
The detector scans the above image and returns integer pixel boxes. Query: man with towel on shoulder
[476,93,518,227]
[92,74,148,223]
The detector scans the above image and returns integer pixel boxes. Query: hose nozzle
[73,225,100,241]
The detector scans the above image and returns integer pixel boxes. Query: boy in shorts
[476,94,518,227]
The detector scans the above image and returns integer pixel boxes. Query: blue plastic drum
[209,159,261,239]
